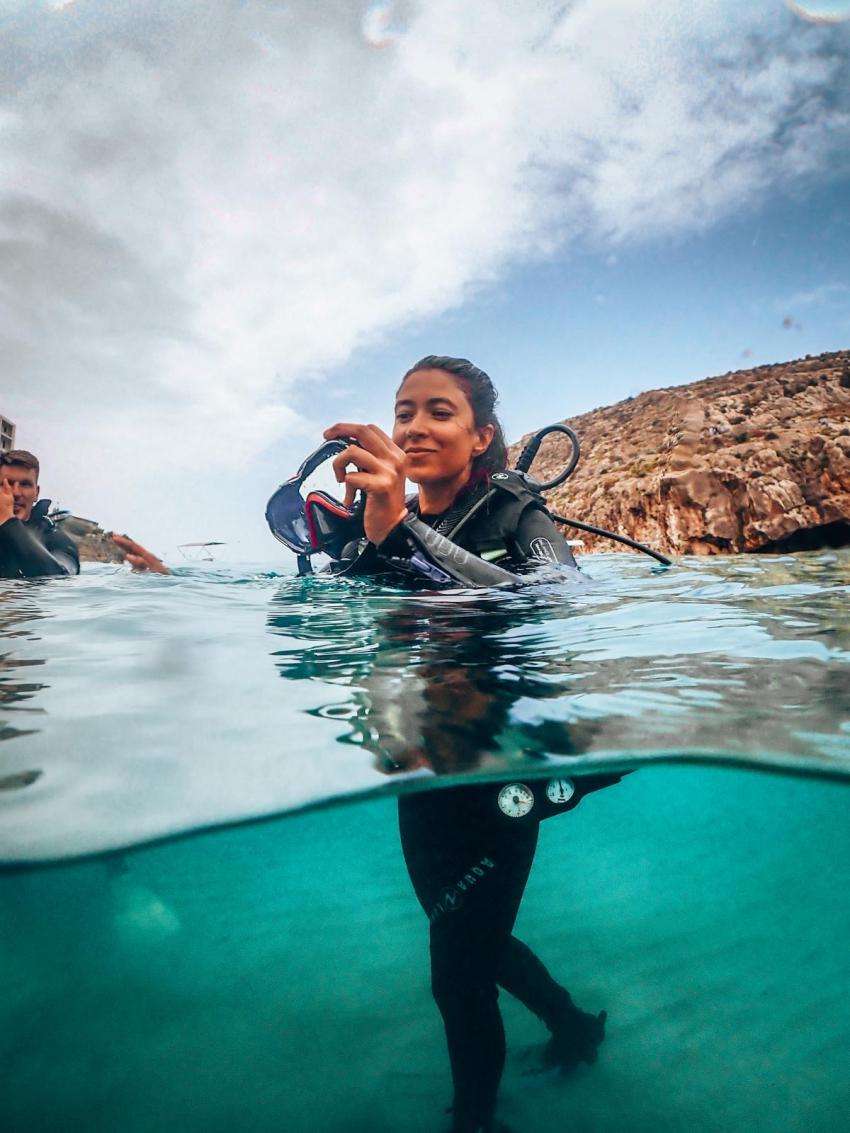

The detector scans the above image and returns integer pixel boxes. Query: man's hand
[323,422,409,545]
[0,479,14,525]
[111,534,171,575]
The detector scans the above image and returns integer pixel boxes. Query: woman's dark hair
[400,355,508,483]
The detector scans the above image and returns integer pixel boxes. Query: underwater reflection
[267,580,608,777]
[0,583,48,784]
[267,550,850,778]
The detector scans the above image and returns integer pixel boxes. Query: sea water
[1,551,849,1132]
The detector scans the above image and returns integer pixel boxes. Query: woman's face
[393,368,494,486]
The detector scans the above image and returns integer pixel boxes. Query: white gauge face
[545,778,575,805]
[497,783,535,818]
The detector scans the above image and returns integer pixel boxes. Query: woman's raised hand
[323,423,409,545]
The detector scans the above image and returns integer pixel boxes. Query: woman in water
[324,357,609,1133]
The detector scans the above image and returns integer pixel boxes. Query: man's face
[1,464,39,522]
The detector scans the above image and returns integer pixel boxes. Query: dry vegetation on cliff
[511,351,850,556]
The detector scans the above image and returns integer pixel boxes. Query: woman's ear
[472,423,495,457]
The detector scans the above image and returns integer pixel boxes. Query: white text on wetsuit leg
[428,857,496,923]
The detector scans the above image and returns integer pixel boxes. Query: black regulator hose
[516,423,671,566]
[550,514,673,566]
[515,424,580,490]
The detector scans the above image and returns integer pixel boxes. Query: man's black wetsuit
[336,476,617,1133]
[0,500,80,579]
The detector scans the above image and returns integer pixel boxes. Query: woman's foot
[542,1007,607,1074]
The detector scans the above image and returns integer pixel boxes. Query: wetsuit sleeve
[0,518,80,577]
[511,506,577,569]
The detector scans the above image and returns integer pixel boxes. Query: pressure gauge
[497,783,535,818]
[545,778,575,805]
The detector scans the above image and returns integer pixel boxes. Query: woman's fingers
[330,444,379,484]
[330,443,405,485]
[324,423,407,545]
[324,422,402,461]
[341,469,385,494]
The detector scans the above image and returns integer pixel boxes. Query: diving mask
[265,438,364,561]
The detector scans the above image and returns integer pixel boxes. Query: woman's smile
[393,368,492,490]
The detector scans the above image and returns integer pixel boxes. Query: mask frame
[265,438,363,571]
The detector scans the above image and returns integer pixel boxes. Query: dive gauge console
[497,778,576,818]
[545,777,575,804]
[497,783,535,818]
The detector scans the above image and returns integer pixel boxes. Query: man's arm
[111,534,171,574]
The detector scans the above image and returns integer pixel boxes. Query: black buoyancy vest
[437,471,550,567]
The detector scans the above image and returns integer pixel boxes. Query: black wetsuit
[336,477,617,1132]
[333,471,580,589]
[400,783,605,1133]
[0,500,80,579]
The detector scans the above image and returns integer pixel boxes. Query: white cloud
[1,0,847,553]
[780,282,850,309]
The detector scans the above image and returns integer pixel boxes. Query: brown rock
[510,350,850,555]
[50,513,127,563]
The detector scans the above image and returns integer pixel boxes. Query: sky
[1,0,849,562]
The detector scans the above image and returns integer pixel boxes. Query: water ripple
[1,550,848,862]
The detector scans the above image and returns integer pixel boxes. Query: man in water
[0,448,169,578]
[0,449,79,578]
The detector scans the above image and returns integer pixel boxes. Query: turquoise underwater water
[1,550,849,1132]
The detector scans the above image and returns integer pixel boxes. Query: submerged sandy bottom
[3,764,850,1133]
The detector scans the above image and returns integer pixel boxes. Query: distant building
[0,413,15,453]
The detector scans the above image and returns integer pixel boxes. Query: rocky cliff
[510,350,850,556]
[50,513,126,563]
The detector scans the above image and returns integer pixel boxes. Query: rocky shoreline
[511,350,850,556]
[50,513,126,563]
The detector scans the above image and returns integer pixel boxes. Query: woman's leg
[496,935,575,1025]
[496,936,607,1071]
[399,786,539,1131]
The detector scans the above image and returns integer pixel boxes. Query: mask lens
[265,482,313,553]
[265,438,354,554]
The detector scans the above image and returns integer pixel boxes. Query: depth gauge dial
[497,783,535,818]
